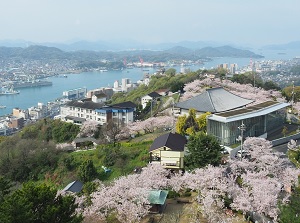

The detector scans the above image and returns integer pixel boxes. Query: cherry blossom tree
[226,137,300,221]
[82,164,170,223]
[77,120,99,138]
[74,138,299,223]
[169,137,300,222]
[119,116,175,138]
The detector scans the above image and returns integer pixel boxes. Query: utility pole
[238,121,246,160]
[150,99,153,117]
[172,98,175,133]
[292,81,295,112]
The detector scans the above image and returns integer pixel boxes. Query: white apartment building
[60,100,136,126]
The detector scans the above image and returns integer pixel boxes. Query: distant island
[0,45,263,63]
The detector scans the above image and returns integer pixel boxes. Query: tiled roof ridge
[164,132,173,147]
[206,89,216,112]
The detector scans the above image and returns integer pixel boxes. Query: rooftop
[148,190,168,205]
[63,180,83,193]
[217,101,279,117]
[149,132,187,152]
[175,87,253,113]
[208,101,290,123]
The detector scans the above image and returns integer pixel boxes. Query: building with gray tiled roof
[141,91,162,109]
[175,87,253,116]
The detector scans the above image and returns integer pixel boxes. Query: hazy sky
[1,0,299,46]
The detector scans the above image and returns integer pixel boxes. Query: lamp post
[171,97,176,133]
[291,81,295,112]
[238,121,246,160]
[150,99,152,117]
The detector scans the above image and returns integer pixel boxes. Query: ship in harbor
[12,80,52,89]
[0,87,20,95]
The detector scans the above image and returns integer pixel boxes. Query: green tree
[279,187,300,223]
[0,182,83,223]
[0,136,61,182]
[184,132,223,170]
[79,160,97,182]
[196,112,211,133]
[231,72,264,88]
[263,80,281,90]
[20,119,79,143]
[176,115,187,135]
[0,177,12,203]
[165,68,176,76]
[282,85,300,103]
[175,109,210,135]
[170,80,184,93]
[184,109,199,135]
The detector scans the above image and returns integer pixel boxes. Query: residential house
[92,92,107,103]
[174,87,253,117]
[156,88,170,96]
[86,87,114,100]
[149,132,187,169]
[63,180,83,193]
[141,91,161,109]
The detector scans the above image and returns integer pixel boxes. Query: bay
[0,49,299,117]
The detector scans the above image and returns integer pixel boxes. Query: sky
[1,0,299,47]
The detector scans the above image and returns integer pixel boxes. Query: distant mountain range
[262,41,300,50]
[0,44,263,62]
[0,39,228,51]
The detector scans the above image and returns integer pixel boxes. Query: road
[273,143,289,154]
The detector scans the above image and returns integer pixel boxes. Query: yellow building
[149,132,187,169]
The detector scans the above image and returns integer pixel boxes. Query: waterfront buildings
[12,103,49,120]
[28,103,48,120]
[113,78,137,93]
[63,88,87,100]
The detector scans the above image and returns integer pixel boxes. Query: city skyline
[1,0,300,47]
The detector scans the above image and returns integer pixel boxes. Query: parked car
[221,145,233,155]
[236,150,250,159]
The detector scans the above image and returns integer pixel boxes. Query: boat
[0,105,6,109]
[0,87,20,95]
[12,80,52,89]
